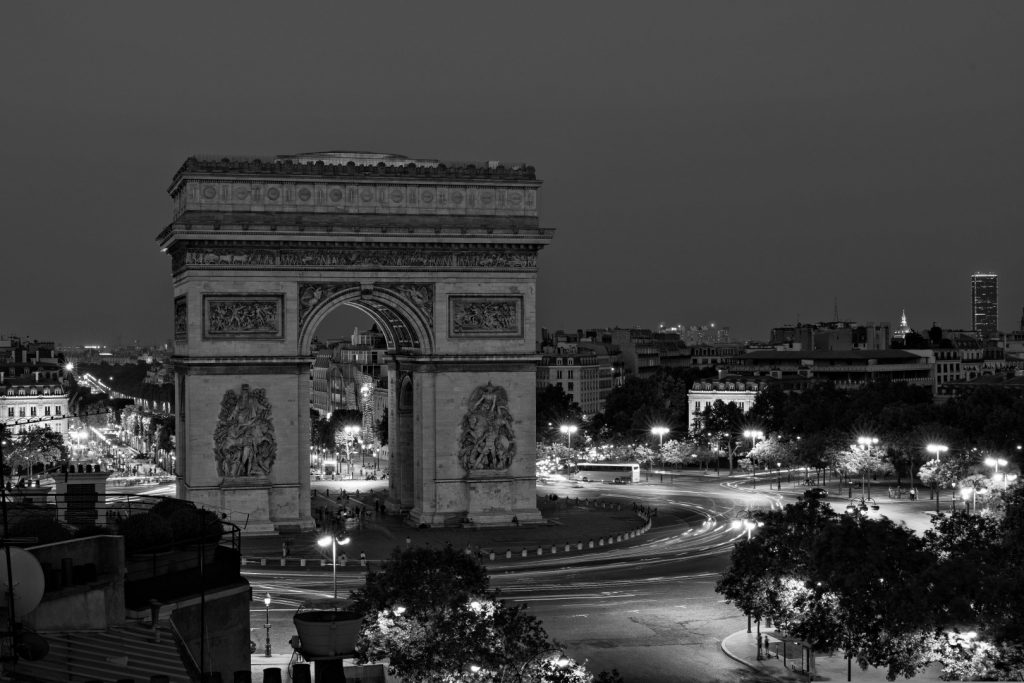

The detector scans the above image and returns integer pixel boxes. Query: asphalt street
[244,473,788,682]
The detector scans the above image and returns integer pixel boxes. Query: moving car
[803,487,828,500]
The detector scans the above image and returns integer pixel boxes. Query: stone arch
[297,284,435,356]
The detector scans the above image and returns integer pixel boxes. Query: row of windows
[6,405,63,417]
[4,387,64,397]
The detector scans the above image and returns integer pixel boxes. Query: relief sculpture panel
[449,296,523,338]
[203,295,283,338]
[457,382,516,471]
[174,296,187,341]
[213,384,277,478]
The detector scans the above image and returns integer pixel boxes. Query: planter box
[293,599,362,659]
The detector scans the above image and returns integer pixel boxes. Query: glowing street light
[263,593,272,657]
[317,534,351,599]
[743,430,763,487]
[343,425,361,478]
[559,424,578,449]
[984,456,1008,480]
[650,426,669,448]
[926,444,948,513]
[856,436,879,500]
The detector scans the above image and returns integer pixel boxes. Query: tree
[351,546,597,682]
[718,499,941,681]
[536,385,583,445]
[3,426,68,476]
[693,400,744,474]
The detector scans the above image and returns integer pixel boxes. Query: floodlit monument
[159,152,550,532]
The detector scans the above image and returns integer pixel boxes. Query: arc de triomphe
[158,152,551,533]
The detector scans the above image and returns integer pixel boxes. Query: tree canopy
[351,546,608,682]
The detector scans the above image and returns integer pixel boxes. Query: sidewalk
[721,629,946,682]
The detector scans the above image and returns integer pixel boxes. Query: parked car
[803,487,829,500]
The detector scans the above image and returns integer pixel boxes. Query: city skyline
[3,2,1023,345]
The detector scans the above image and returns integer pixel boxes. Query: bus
[572,462,641,484]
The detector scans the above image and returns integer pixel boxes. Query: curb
[720,631,791,682]
[244,498,662,569]
[719,630,761,673]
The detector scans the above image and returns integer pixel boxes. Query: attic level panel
[169,173,541,222]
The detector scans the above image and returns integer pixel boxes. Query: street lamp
[926,443,948,514]
[776,462,782,491]
[263,593,272,657]
[856,436,878,500]
[343,425,360,478]
[651,426,669,447]
[984,456,1008,482]
[317,534,351,599]
[559,424,578,449]
[743,430,763,488]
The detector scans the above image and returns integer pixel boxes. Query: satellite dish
[0,546,46,618]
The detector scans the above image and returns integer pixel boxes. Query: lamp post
[776,462,782,491]
[263,593,272,657]
[344,425,360,479]
[984,456,1008,482]
[743,430,763,488]
[730,517,765,640]
[856,436,878,500]
[559,424,578,449]
[651,426,669,448]
[317,534,351,599]
[926,443,948,514]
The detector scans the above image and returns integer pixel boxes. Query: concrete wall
[170,584,252,680]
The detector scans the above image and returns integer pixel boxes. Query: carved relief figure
[174,297,187,340]
[457,382,516,471]
[213,384,277,477]
[206,299,281,336]
[450,297,522,336]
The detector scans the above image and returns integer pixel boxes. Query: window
[568,370,574,379]
[45,406,51,416]
[6,408,12,417]
[55,406,62,415]
[556,371,563,379]
[30,407,37,417]
[568,382,574,392]
[18,407,25,417]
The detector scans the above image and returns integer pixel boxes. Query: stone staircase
[8,622,191,683]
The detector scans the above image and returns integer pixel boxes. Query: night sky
[3,2,1022,345]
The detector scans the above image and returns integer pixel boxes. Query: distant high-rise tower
[971,272,998,338]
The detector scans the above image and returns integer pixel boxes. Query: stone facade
[160,152,550,531]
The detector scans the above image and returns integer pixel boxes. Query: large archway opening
[305,296,417,512]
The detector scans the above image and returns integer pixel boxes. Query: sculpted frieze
[204,295,283,338]
[178,247,536,271]
[214,384,277,478]
[449,296,523,338]
[458,382,516,471]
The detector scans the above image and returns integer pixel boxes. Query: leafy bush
[118,513,173,554]
[168,507,223,545]
[148,497,194,519]
[10,517,72,545]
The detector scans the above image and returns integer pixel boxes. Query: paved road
[246,473,789,682]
